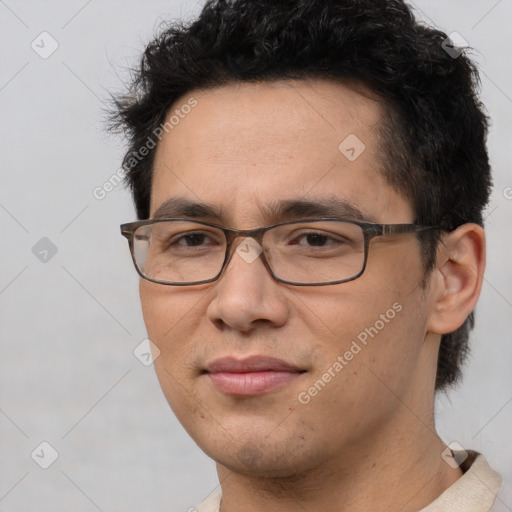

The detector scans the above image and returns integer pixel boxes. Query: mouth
[204,355,306,397]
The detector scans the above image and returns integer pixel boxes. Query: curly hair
[108,0,492,391]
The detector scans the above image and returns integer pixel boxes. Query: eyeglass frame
[120,217,440,287]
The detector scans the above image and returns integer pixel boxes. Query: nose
[205,237,289,332]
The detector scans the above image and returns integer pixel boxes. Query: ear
[426,224,486,335]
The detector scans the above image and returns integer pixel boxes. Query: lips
[205,356,305,396]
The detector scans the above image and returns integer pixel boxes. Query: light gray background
[0,1,511,511]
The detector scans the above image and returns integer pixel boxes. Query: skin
[140,79,486,511]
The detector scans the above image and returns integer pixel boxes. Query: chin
[217,450,304,479]
[194,428,320,479]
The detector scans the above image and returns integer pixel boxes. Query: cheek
[300,299,427,437]
[139,280,178,333]
[139,280,207,339]
[139,281,204,384]
[140,282,205,418]
[300,257,428,396]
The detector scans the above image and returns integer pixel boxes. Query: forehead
[150,79,413,225]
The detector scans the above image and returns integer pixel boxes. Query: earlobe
[426,224,486,335]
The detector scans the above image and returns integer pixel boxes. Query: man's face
[141,80,437,477]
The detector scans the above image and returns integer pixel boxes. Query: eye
[166,230,226,249]
[290,231,348,248]
[173,232,214,247]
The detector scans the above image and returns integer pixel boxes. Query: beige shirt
[195,451,503,512]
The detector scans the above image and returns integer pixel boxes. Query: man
[111,0,504,510]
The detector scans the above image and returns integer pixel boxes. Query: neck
[216,407,463,512]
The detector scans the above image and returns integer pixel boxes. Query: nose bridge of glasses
[223,225,267,250]
[220,226,268,270]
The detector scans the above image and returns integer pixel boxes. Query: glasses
[120,218,438,286]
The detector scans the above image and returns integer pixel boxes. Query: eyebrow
[152,196,376,224]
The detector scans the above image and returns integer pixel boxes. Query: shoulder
[420,450,502,512]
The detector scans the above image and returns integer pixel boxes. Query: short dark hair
[108,0,492,391]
